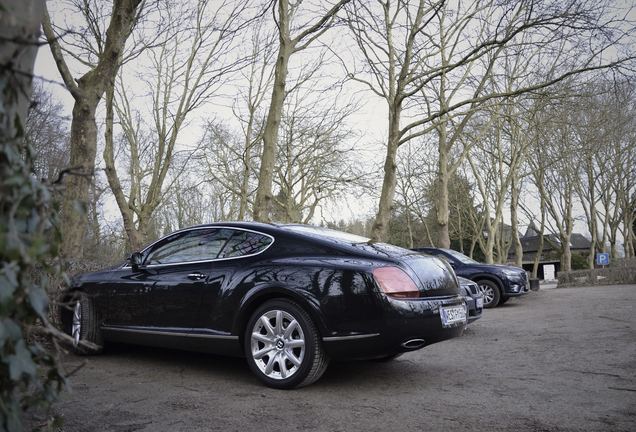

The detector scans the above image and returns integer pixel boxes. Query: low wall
[557,266,636,287]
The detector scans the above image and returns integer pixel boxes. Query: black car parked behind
[412,247,529,308]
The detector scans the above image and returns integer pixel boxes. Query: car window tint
[219,230,273,258]
[146,229,233,264]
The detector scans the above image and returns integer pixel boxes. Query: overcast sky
[33,1,634,250]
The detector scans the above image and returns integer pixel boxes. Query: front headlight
[501,268,523,278]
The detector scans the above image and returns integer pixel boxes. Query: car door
[196,228,274,331]
[140,227,235,329]
[102,228,234,329]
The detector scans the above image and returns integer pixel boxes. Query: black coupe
[62,223,467,388]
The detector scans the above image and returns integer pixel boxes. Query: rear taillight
[372,266,420,299]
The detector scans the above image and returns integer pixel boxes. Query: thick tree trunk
[484,229,495,264]
[561,238,572,272]
[43,0,142,261]
[60,97,99,259]
[371,106,401,242]
[238,112,254,220]
[253,4,290,223]
[436,126,451,248]
[532,196,546,279]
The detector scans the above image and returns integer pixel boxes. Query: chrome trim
[323,333,380,341]
[122,225,275,269]
[101,325,238,340]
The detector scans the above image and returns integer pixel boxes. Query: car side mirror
[129,252,144,270]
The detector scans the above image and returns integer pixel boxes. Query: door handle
[187,272,206,280]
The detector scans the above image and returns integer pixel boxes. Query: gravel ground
[44,284,636,432]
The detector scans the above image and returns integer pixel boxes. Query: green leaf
[7,339,37,381]
[0,318,21,347]
[27,285,48,318]
[0,263,18,302]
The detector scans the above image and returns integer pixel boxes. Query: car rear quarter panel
[221,256,385,342]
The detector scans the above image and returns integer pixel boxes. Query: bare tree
[344,0,634,243]
[272,89,363,223]
[103,0,252,250]
[252,0,352,221]
[42,0,144,260]
[25,84,70,182]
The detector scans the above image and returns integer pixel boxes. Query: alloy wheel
[72,300,81,347]
[478,283,495,305]
[250,309,305,380]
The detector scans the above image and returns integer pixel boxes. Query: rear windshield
[283,225,370,244]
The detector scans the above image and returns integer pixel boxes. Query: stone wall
[557,265,636,287]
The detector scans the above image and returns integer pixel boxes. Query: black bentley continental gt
[61,222,467,388]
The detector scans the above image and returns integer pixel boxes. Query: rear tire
[476,280,501,308]
[69,293,103,355]
[244,299,329,389]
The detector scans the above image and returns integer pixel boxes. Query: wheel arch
[233,285,328,349]
[472,274,504,294]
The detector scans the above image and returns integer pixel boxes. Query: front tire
[476,279,501,308]
[244,299,329,389]
[69,293,103,355]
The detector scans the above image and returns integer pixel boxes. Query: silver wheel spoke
[71,301,81,346]
[286,350,302,367]
[285,339,304,349]
[274,311,283,335]
[253,345,275,359]
[260,316,275,336]
[265,352,278,375]
[279,354,288,379]
[252,332,273,344]
[284,320,298,338]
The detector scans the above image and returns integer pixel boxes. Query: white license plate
[440,305,467,327]
[476,297,484,309]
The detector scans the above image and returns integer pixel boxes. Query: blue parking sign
[596,252,610,266]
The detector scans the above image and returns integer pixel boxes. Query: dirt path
[46,285,636,431]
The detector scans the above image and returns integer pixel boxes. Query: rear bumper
[322,294,466,360]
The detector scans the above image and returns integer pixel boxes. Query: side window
[146,229,233,265]
[218,230,273,258]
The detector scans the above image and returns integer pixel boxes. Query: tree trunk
[102,69,143,252]
[561,238,572,272]
[510,176,523,267]
[238,112,254,220]
[253,3,290,222]
[60,96,99,259]
[371,105,401,242]
[532,195,546,279]
[43,0,142,261]
[484,228,495,264]
[436,126,451,248]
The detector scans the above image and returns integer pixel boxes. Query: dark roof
[519,233,591,253]
[524,221,540,238]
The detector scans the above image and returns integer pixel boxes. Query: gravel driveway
[46,284,636,431]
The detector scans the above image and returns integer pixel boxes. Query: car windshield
[444,249,479,264]
[283,225,370,244]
